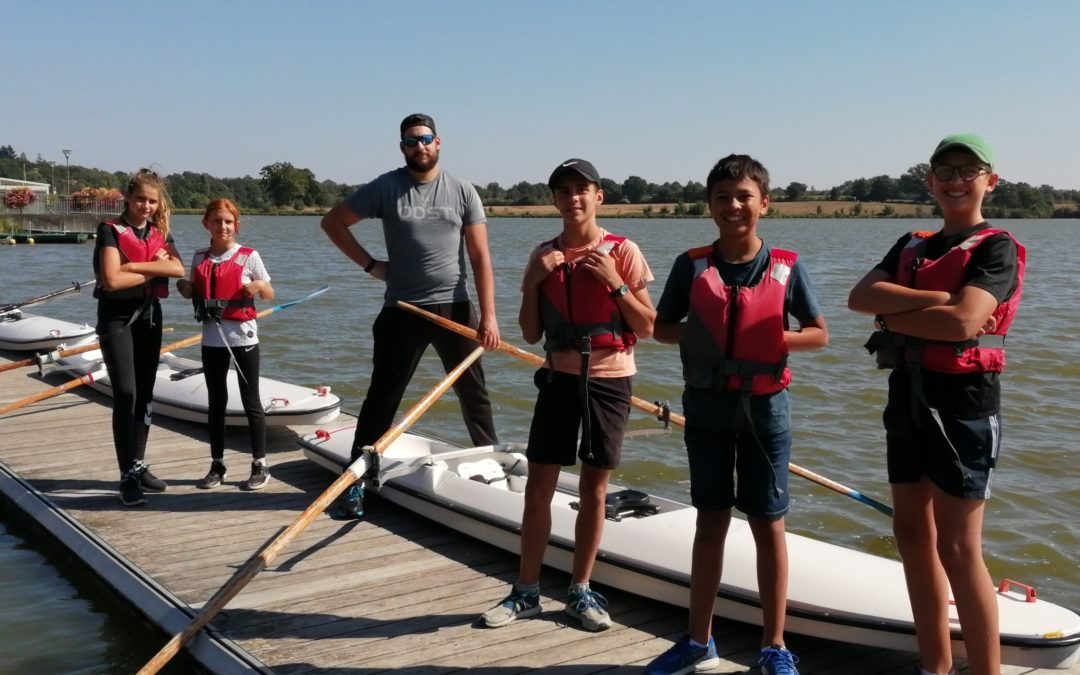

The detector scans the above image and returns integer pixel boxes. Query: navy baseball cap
[548,158,601,188]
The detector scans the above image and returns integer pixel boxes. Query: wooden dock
[0,356,1074,674]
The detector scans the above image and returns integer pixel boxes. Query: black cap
[548,158,601,188]
[400,113,436,136]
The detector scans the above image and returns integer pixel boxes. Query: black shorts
[526,368,631,470]
[885,400,1002,499]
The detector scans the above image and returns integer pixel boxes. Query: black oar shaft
[0,280,94,314]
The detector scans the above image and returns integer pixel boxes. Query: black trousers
[202,344,266,461]
[352,301,497,458]
[97,301,162,477]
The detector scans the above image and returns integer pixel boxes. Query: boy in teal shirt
[647,154,827,675]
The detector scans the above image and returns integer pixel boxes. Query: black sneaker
[240,462,271,491]
[328,484,364,520]
[196,461,227,489]
[136,466,168,493]
[120,477,146,507]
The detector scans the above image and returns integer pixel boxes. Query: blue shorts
[685,426,791,520]
[885,402,1001,500]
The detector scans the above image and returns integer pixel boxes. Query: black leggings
[97,302,162,477]
[202,344,266,461]
[352,302,497,458]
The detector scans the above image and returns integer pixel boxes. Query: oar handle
[396,301,893,518]
[137,343,485,674]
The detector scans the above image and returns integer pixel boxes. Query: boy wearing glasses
[481,159,655,632]
[849,134,1025,675]
[321,113,500,518]
[646,155,826,675]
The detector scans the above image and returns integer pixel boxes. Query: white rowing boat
[57,345,342,427]
[0,310,95,351]
[299,424,1080,669]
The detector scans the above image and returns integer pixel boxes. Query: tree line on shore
[2,144,1077,219]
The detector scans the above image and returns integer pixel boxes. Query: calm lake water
[1,216,1077,669]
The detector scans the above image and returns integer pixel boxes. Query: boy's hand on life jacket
[577,248,621,289]
[524,249,565,289]
[975,314,997,337]
[153,248,170,261]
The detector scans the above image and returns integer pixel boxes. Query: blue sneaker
[564,585,612,631]
[757,645,799,675]
[644,634,719,674]
[328,484,364,520]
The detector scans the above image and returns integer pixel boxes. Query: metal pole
[62,149,71,196]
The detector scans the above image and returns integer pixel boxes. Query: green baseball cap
[930,133,995,170]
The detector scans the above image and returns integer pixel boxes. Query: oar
[0,327,176,375]
[0,279,94,315]
[0,286,330,416]
[137,344,486,674]
[396,300,896,518]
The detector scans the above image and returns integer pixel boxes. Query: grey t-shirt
[345,167,486,306]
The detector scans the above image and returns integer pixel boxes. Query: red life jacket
[191,246,257,322]
[893,227,1025,374]
[681,245,795,394]
[104,219,169,298]
[538,233,637,353]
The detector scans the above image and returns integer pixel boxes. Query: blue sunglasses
[401,134,435,147]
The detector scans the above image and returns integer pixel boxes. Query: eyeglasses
[401,134,435,147]
[931,164,990,182]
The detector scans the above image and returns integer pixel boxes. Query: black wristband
[610,283,629,298]
[875,314,888,331]
[364,258,377,274]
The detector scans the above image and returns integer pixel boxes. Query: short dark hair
[706,154,770,198]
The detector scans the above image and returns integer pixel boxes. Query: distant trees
[0,142,1076,218]
[784,182,808,201]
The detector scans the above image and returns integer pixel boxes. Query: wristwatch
[875,314,888,331]
[610,283,630,298]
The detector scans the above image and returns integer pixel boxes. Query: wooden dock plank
[1,357,1076,674]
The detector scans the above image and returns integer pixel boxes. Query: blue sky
[4,1,1078,191]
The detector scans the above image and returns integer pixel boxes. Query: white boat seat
[458,458,509,491]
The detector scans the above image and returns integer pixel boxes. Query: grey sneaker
[196,461,227,489]
[564,585,612,631]
[136,465,168,492]
[240,462,270,491]
[481,587,542,627]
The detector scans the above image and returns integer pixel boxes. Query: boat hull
[0,311,95,351]
[57,348,341,426]
[299,426,1080,669]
